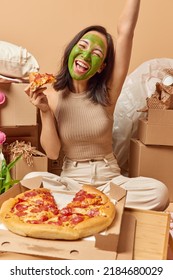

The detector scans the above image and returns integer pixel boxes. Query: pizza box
[0,177,136,260]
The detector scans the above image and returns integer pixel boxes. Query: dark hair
[53,25,115,106]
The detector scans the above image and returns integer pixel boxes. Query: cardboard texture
[129,138,173,201]
[0,83,37,126]
[126,208,170,260]
[138,118,173,146]
[10,153,48,180]
[148,109,173,125]
[0,179,134,260]
[0,125,39,148]
[137,109,173,145]
[166,203,173,258]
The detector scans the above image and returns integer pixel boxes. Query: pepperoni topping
[35,199,44,205]
[59,207,72,216]
[71,215,85,225]
[73,195,86,202]
[73,190,86,202]
[30,207,42,213]
[24,190,38,197]
[87,208,99,217]
[59,215,71,222]
[39,215,49,222]
[15,211,27,217]
[85,193,97,199]
[15,203,28,211]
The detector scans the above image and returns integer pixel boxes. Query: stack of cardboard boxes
[0,83,48,180]
[129,108,173,202]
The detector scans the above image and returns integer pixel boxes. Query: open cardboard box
[10,152,48,180]
[138,118,173,146]
[0,177,136,260]
[1,125,39,149]
[138,109,173,146]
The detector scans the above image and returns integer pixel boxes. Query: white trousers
[24,154,169,211]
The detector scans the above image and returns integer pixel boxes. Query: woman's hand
[25,85,50,112]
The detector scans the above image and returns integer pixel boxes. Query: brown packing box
[138,109,173,146]
[0,177,136,260]
[10,152,48,180]
[148,109,173,125]
[0,125,39,148]
[138,118,173,146]
[0,83,37,126]
[129,138,173,201]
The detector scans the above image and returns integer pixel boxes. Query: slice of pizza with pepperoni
[29,72,55,92]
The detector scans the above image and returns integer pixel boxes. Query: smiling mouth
[75,60,90,73]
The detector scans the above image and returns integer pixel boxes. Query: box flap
[117,213,136,260]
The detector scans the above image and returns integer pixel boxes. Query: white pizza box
[0,177,136,260]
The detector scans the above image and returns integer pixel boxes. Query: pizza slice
[29,72,55,92]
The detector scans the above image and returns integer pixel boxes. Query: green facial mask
[68,33,106,81]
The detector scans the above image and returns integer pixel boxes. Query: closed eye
[78,39,88,49]
[93,49,103,58]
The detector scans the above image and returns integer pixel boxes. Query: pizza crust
[0,185,116,240]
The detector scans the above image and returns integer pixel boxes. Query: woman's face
[68,31,107,81]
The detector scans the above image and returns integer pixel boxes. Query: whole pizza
[0,185,116,240]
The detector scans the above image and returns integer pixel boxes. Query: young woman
[25,0,169,210]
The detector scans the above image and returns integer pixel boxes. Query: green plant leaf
[7,154,22,170]
[4,179,20,192]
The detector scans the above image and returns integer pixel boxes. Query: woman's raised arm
[109,0,141,105]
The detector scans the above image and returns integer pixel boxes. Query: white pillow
[0,41,39,78]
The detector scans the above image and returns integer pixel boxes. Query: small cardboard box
[129,138,173,201]
[0,125,39,148]
[10,152,48,180]
[0,83,37,126]
[0,178,135,260]
[138,118,173,146]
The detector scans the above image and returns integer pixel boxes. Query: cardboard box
[0,83,37,126]
[0,178,134,260]
[129,138,173,201]
[10,152,48,180]
[126,208,170,260]
[138,118,173,146]
[148,108,173,125]
[0,125,39,148]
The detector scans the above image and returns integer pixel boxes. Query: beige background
[0,0,173,75]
